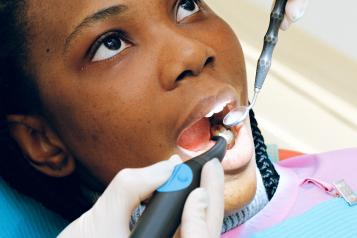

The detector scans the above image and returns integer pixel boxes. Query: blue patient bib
[252,194,357,238]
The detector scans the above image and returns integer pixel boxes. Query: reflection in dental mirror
[223,90,259,127]
[223,106,249,127]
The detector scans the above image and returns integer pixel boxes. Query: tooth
[211,125,235,149]
[213,103,225,114]
[205,111,214,118]
[204,100,232,118]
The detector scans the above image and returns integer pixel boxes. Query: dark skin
[7,0,256,214]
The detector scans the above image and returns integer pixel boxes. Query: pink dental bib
[222,148,357,238]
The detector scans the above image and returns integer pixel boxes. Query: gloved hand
[58,156,224,238]
[276,0,309,30]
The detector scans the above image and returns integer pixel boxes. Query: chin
[223,156,257,215]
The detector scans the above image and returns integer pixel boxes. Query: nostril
[176,70,194,82]
[175,57,214,83]
[204,56,215,67]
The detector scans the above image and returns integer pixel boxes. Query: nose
[158,29,216,90]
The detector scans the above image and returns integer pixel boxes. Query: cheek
[39,69,177,183]
[208,18,248,103]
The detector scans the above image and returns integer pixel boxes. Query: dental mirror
[223,90,259,127]
[223,0,288,128]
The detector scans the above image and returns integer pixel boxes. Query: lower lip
[177,122,254,171]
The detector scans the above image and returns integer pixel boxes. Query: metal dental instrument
[223,0,288,128]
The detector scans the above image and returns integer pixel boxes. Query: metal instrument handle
[254,0,288,90]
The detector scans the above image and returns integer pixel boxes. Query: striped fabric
[252,193,357,238]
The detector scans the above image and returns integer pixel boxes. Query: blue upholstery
[0,178,68,238]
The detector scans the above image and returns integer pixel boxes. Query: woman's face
[24,0,256,213]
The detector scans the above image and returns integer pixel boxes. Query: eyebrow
[64,4,128,54]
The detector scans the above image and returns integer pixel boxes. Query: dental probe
[223,0,288,127]
[130,136,227,238]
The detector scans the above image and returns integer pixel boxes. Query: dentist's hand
[275,0,309,30]
[58,156,224,238]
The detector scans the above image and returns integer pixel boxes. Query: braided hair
[249,110,279,200]
[0,0,279,222]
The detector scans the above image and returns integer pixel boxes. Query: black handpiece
[255,0,288,90]
[130,136,227,238]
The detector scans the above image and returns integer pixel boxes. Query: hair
[0,0,279,222]
[0,0,91,221]
[249,109,279,200]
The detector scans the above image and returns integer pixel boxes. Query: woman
[0,0,307,237]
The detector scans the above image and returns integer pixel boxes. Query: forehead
[26,0,164,27]
[25,0,162,48]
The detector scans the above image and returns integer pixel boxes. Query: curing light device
[130,136,227,238]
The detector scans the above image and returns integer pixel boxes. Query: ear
[6,115,75,177]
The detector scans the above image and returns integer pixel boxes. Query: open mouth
[176,101,238,152]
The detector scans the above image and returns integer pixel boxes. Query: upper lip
[176,87,239,141]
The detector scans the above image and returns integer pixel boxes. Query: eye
[91,32,130,62]
[176,0,201,22]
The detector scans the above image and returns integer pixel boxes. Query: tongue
[177,118,211,152]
